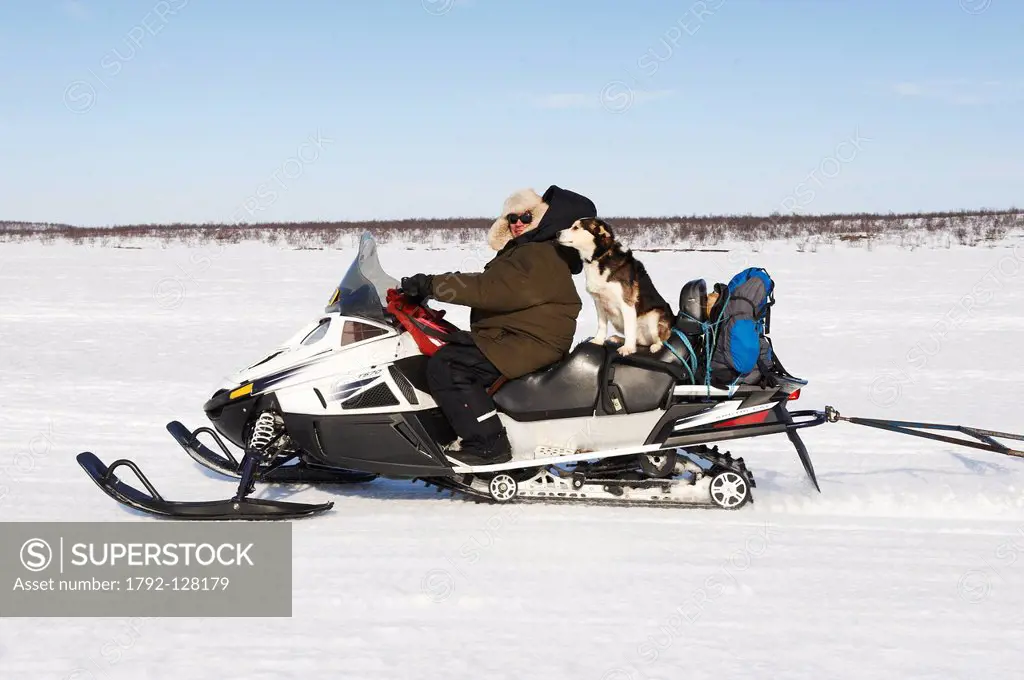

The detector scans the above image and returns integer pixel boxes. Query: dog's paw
[617,344,636,356]
[649,341,663,353]
[589,336,606,345]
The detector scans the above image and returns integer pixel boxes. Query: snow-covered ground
[2,234,1024,679]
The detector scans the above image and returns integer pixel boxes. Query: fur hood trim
[487,188,549,251]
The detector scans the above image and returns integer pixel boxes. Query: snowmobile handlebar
[384,288,460,357]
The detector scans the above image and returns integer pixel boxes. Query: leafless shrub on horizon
[1,208,1021,250]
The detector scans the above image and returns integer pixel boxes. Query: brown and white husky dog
[557,217,674,356]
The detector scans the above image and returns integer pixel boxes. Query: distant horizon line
[3,205,1022,230]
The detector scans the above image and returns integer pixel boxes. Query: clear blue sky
[0,0,1021,226]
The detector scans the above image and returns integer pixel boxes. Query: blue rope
[665,329,696,383]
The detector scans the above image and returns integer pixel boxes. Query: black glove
[400,273,434,302]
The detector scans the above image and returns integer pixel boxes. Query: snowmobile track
[419,477,742,510]
[419,446,757,510]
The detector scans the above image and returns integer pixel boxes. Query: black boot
[447,430,513,466]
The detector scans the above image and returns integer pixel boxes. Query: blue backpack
[709,267,775,386]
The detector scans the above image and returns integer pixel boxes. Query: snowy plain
[2,231,1024,679]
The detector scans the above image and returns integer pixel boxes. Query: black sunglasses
[506,211,533,225]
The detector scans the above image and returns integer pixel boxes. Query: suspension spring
[249,411,279,451]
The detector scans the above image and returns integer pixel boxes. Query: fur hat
[487,188,550,251]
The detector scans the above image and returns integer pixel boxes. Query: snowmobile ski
[166,420,243,477]
[167,420,378,484]
[77,452,334,520]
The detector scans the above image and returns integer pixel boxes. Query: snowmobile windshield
[325,232,399,321]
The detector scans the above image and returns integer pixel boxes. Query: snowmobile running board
[446,409,830,475]
[824,406,1024,458]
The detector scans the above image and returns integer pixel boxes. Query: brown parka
[428,185,597,379]
[431,240,581,379]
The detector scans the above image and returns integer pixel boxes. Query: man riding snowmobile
[399,185,597,465]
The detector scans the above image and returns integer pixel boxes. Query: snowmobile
[76,232,1024,520]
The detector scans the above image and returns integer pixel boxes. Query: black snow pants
[426,343,504,447]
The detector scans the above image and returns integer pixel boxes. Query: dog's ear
[592,219,616,257]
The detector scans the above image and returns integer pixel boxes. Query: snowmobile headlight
[230,383,253,399]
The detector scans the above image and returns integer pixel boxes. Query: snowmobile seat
[491,342,606,421]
